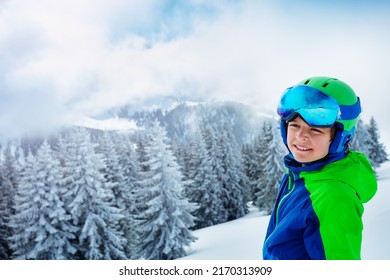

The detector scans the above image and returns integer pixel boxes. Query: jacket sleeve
[306,180,364,260]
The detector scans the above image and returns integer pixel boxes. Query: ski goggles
[277,85,361,127]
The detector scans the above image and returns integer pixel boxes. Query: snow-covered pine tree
[132,129,154,258]
[133,129,152,217]
[10,141,77,259]
[171,139,191,177]
[97,131,125,205]
[218,121,249,220]
[254,120,286,214]
[0,195,6,259]
[250,125,268,209]
[9,151,36,259]
[184,131,221,229]
[0,165,4,258]
[111,132,142,259]
[61,127,127,260]
[0,142,19,259]
[241,143,252,180]
[201,124,229,224]
[138,122,197,260]
[366,117,388,168]
[96,131,128,248]
[244,134,267,204]
[134,129,151,173]
[350,119,372,157]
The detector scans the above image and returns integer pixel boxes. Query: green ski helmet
[277,76,361,155]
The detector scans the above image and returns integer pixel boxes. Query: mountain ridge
[89,100,273,146]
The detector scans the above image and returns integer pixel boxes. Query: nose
[296,128,309,140]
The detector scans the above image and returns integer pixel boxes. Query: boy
[262,76,377,260]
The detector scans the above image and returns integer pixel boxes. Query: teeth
[295,145,311,151]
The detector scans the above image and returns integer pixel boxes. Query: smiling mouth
[294,144,312,151]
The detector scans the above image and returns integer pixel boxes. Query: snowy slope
[181,206,269,260]
[362,161,390,259]
[182,161,390,260]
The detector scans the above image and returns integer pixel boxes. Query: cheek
[286,131,295,147]
[314,137,332,152]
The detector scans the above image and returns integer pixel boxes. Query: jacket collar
[284,151,347,174]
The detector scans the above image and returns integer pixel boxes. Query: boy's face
[287,116,333,163]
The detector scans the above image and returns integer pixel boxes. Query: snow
[181,207,268,260]
[181,161,390,260]
[73,116,139,131]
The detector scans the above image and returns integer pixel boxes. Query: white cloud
[1,0,390,139]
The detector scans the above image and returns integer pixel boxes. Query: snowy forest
[0,103,387,260]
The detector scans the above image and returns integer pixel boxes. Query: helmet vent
[303,79,310,85]
[322,82,329,88]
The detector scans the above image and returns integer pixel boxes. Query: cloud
[1,0,390,140]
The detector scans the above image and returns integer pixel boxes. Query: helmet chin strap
[328,122,354,155]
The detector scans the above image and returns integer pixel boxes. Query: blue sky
[1,0,390,143]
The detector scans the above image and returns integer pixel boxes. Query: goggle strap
[339,97,361,120]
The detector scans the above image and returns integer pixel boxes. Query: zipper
[263,172,296,251]
[275,172,295,225]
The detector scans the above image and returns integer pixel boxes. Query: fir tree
[241,143,252,180]
[112,133,142,259]
[245,135,267,204]
[0,142,19,259]
[184,131,220,229]
[201,124,229,224]
[10,141,77,259]
[254,120,285,214]
[97,131,125,206]
[138,122,197,260]
[350,119,372,157]
[366,117,388,168]
[134,130,151,173]
[61,127,127,259]
[171,139,191,176]
[218,122,249,220]
[9,152,37,259]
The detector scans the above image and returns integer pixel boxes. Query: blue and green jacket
[263,151,377,260]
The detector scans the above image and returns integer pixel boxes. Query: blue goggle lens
[277,85,340,127]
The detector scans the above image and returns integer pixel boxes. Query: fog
[1,0,389,142]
